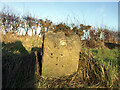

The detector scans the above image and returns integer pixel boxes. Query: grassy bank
[2,33,42,88]
[2,33,120,88]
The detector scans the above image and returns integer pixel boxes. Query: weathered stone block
[42,31,81,77]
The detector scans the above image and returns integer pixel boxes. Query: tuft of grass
[83,48,120,88]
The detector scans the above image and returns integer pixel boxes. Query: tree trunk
[35,25,37,35]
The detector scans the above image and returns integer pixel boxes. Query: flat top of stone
[45,31,81,42]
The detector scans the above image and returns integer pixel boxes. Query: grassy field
[2,33,120,88]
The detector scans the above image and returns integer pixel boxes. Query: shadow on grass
[104,42,120,49]
[2,41,42,88]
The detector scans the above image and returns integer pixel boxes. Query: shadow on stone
[31,47,42,75]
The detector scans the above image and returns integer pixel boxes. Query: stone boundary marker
[42,31,81,78]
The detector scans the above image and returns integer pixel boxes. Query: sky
[0,2,118,31]
[118,2,120,32]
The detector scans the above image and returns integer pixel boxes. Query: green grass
[81,48,120,88]
[85,48,119,70]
